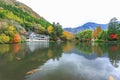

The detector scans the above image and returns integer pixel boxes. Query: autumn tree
[62,31,75,41]
[47,26,53,34]
[0,34,10,43]
[93,26,102,39]
[13,33,21,43]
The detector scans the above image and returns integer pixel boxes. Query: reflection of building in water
[27,42,49,52]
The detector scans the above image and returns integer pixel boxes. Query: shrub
[0,34,10,43]
[13,33,21,43]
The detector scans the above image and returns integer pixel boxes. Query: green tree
[98,30,108,41]
[108,17,119,34]
[50,22,63,41]
[77,30,92,41]
[107,17,119,40]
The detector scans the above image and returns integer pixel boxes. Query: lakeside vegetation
[0,1,74,43]
[0,0,120,44]
[76,17,120,42]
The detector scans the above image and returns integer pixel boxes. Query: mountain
[64,22,108,34]
[0,0,51,30]
[0,0,40,18]
[0,0,52,43]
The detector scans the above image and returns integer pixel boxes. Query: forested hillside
[0,0,64,43]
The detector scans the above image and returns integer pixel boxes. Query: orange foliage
[13,44,20,53]
[13,34,21,43]
[93,26,102,39]
[63,31,75,40]
[93,29,97,39]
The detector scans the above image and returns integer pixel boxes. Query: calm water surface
[0,42,120,80]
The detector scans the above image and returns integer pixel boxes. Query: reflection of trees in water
[0,42,120,80]
[0,44,9,54]
[0,42,64,80]
[98,43,120,68]
[76,42,120,68]
[107,43,120,68]
[62,41,76,53]
[0,42,63,61]
[76,42,93,54]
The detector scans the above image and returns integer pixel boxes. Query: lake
[0,41,120,80]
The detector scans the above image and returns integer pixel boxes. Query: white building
[27,32,49,42]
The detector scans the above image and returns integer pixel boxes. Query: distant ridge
[64,22,108,34]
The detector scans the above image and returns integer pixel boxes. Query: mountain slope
[64,22,108,34]
[0,0,52,43]
[0,0,51,32]
[1,0,40,18]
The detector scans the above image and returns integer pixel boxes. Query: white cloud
[25,53,120,80]
[17,0,120,28]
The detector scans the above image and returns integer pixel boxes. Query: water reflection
[27,42,49,52]
[0,42,120,80]
[76,42,120,68]
[25,53,120,80]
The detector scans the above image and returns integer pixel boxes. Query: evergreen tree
[108,17,119,34]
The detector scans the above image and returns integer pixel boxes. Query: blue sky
[17,0,120,28]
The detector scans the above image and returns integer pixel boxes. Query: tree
[50,22,63,41]
[53,22,63,37]
[93,26,102,39]
[0,34,10,43]
[108,17,119,40]
[77,30,92,41]
[13,33,21,43]
[98,30,108,41]
[108,17,119,34]
[47,26,53,34]
[62,31,75,40]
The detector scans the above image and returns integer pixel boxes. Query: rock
[26,68,42,75]
[109,76,114,80]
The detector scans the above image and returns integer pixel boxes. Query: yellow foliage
[7,25,16,36]
[47,26,53,33]
[6,11,23,23]
[0,34,10,43]
[63,31,75,40]
[8,25,15,31]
